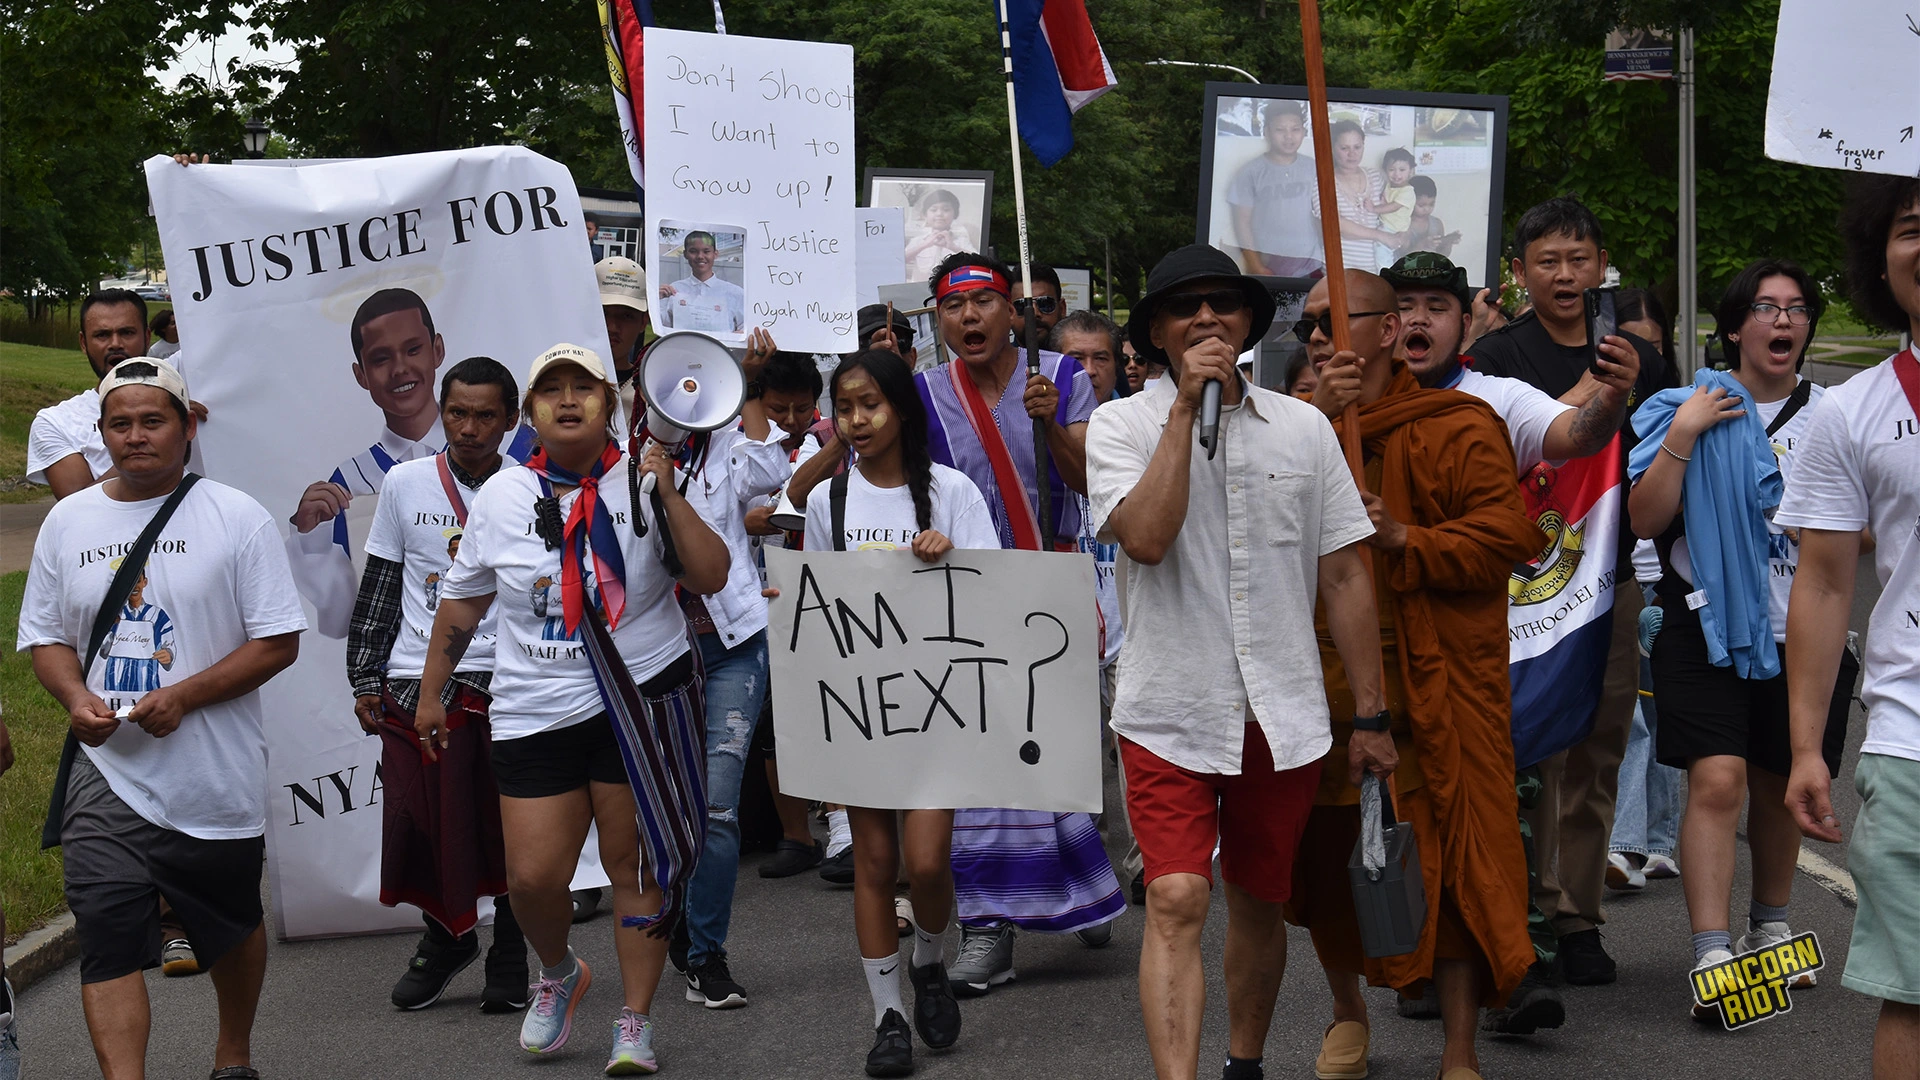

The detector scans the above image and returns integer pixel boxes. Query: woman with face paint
[416,344,730,1073]
[800,349,997,1076]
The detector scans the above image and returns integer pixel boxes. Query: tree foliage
[4,0,1854,318]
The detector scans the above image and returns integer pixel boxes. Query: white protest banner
[147,147,611,938]
[765,548,1102,812]
[644,27,858,351]
[855,207,908,304]
[1764,0,1920,177]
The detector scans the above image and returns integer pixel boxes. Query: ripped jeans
[685,628,769,968]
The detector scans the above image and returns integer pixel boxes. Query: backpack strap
[829,471,850,552]
[42,473,202,849]
[1766,378,1813,438]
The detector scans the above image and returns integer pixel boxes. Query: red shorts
[1119,723,1321,903]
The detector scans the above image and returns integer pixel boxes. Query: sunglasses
[1012,295,1060,316]
[1290,310,1392,344]
[1160,289,1249,319]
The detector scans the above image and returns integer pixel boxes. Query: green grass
[1,342,96,503]
[2,570,68,944]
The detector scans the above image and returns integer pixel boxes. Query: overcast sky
[152,19,296,90]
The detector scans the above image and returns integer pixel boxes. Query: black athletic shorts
[1650,602,1857,776]
[751,696,776,756]
[490,652,695,798]
[62,754,265,984]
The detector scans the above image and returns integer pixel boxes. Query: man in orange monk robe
[1288,271,1546,1080]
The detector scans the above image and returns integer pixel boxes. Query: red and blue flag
[599,0,656,190]
[1005,0,1118,167]
[1507,441,1625,767]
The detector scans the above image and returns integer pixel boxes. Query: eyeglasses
[1290,310,1392,343]
[1749,302,1813,325]
[1012,295,1060,316]
[1160,289,1249,319]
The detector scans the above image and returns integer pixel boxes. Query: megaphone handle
[637,437,660,496]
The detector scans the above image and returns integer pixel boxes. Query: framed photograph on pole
[863,168,995,285]
[1197,83,1509,294]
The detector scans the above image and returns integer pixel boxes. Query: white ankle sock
[911,922,943,968]
[825,810,852,858]
[862,954,904,1026]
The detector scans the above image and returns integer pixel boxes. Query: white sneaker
[1691,948,1735,1023]
[1605,852,1646,891]
[1643,853,1680,879]
[1738,922,1815,988]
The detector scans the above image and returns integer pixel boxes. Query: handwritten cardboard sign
[643,27,859,351]
[1764,0,1920,177]
[764,547,1102,812]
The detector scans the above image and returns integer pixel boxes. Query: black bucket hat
[1126,244,1277,364]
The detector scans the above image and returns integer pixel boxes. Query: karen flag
[1506,441,1625,768]
[1006,0,1118,167]
[598,0,656,190]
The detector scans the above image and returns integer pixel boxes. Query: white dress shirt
[1085,376,1373,774]
[661,274,746,333]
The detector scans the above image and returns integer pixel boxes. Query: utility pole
[1677,26,1697,376]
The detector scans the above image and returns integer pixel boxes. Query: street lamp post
[243,117,270,159]
[1145,58,1262,84]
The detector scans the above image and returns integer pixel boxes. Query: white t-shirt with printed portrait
[363,456,499,681]
[439,459,705,741]
[1773,353,1920,763]
[16,479,308,839]
[801,463,997,552]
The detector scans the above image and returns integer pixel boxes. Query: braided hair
[830,349,935,533]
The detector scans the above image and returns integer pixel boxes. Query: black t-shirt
[1464,309,1676,564]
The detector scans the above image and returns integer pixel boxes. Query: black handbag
[1346,772,1426,958]
[39,474,201,849]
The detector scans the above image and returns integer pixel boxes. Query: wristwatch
[1352,708,1392,732]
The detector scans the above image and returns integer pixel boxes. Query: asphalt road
[12,366,1895,1079]
[12,693,1886,1080]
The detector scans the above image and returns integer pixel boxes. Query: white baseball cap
[596,256,649,313]
[98,357,190,412]
[526,343,615,390]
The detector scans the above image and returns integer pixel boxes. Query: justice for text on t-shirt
[363,456,500,680]
[801,464,998,553]
[17,480,308,838]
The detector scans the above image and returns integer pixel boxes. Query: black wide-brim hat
[1126,244,1277,365]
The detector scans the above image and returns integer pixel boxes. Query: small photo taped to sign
[1689,930,1825,1031]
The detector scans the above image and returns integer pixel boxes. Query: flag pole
[996,0,1054,547]
[1299,0,1364,486]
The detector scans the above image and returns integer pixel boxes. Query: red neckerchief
[946,358,1044,551]
[523,442,627,633]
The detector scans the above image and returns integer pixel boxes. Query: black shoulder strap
[1766,378,1814,438]
[42,473,202,849]
[829,471,849,552]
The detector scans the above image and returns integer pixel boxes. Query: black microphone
[1198,378,1223,460]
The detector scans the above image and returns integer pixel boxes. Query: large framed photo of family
[1197,84,1509,293]
[863,168,995,286]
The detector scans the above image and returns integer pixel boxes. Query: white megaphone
[767,486,807,532]
[633,332,747,494]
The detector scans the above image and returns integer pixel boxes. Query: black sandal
[211,1067,261,1080]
